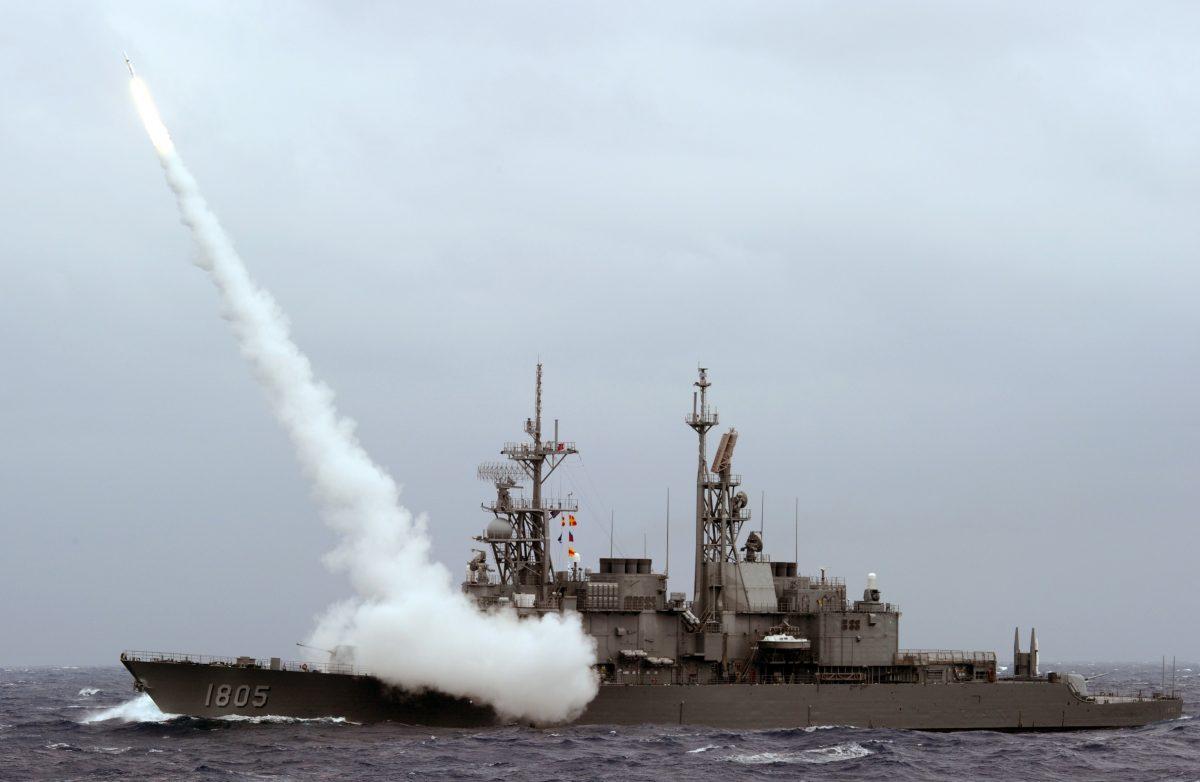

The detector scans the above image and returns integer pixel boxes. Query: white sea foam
[218,714,354,725]
[728,742,874,765]
[687,744,720,753]
[82,694,175,724]
[77,687,101,697]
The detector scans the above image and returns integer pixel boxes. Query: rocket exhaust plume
[127,69,597,722]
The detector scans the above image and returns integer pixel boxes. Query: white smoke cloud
[130,77,598,722]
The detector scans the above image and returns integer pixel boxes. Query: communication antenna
[665,487,670,577]
[610,510,614,559]
[793,497,799,565]
[760,490,765,536]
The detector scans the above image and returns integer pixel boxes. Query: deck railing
[483,497,579,512]
[895,649,996,665]
[120,650,359,676]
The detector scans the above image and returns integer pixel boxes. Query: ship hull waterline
[122,659,1182,731]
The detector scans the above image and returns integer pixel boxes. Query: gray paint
[119,368,1181,728]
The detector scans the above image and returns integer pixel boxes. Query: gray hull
[124,659,1181,730]
[124,659,496,726]
[583,679,1181,730]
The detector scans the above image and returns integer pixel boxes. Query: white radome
[486,519,513,539]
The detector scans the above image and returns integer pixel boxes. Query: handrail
[700,472,742,486]
[483,497,579,512]
[501,441,577,456]
[896,649,997,664]
[120,650,360,676]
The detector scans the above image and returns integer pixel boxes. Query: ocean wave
[217,714,354,725]
[728,741,874,765]
[81,694,175,724]
[77,688,101,697]
[45,743,132,755]
[687,744,720,753]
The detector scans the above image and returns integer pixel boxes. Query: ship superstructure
[461,365,981,689]
[121,366,1183,729]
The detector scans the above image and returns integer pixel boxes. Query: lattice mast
[685,368,750,617]
[479,363,578,604]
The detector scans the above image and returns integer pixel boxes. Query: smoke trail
[128,76,598,722]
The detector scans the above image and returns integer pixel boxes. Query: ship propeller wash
[122,367,1182,729]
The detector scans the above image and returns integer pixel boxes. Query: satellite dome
[486,519,513,539]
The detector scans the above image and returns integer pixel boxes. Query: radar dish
[711,429,738,473]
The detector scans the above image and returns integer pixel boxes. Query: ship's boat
[122,367,1183,729]
[758,634,811,651]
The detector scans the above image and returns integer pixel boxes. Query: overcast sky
[1,1,1197,666]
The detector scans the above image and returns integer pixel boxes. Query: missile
[123,51,136,77]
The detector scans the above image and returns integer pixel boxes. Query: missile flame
[129,76,174,156]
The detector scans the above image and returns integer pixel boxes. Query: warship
[122,367,1182,729]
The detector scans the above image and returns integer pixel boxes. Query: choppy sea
[0,663,1195,781]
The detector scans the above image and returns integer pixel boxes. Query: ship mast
[480,363,578,604]
[530,365,547,596]
[685,368,750,618]
[686,368,716,612]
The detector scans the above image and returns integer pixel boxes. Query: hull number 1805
[204,683,271,708]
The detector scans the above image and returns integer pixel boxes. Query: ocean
[1,662,1195,781]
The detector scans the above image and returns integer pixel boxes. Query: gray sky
[1,1,1197,665]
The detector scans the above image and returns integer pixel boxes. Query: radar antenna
[477,462,525,486]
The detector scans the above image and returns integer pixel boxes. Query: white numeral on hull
[204,683,270,708]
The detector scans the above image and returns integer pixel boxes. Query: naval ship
[122,367,1182,729]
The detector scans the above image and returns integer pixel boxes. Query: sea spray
[83,694,173,724]
[128,74,597,722]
